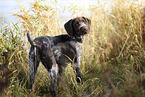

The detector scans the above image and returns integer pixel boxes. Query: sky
[0,0,101,25]
[0,0,144,26]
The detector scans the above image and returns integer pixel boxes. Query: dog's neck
[73,37,83,43]
[71,35,85,43]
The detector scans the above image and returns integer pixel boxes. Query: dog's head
[64,17,91,43]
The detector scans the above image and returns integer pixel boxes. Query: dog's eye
[76,21,79,25]
[82,20,85,23]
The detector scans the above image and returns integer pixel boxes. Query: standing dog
[27,17,91,96]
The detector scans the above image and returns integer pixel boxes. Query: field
[1,0,145,96]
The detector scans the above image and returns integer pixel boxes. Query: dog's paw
[76,77,82,83]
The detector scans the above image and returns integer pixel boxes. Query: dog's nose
[80,27,88,33]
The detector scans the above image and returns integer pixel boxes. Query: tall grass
[15,0,61,36]
[0,21,29,96]
[87,0,145,96]
[1,0,145,96]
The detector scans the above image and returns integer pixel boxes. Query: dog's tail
[27,31,35,46]
[27,31,41,48]
[27,32,40,72]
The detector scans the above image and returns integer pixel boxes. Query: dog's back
[30,34,81,66]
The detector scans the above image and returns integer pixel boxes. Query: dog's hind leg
[39,41,58,96]
[49,63,58,97]
[29,47,40,90]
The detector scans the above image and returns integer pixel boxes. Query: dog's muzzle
[80,26,88,35]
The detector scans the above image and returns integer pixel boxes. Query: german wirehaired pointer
[27,17,91,96]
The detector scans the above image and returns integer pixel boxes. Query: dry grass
[1,0,145,96]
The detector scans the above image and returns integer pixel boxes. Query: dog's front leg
[49,64,58,97]
[75,64,82,83]
[74,56,82,83]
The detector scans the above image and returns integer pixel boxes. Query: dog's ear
[64,19,74,37]
[82,17,91,31]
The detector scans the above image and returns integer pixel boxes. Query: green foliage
[1,0,145,97]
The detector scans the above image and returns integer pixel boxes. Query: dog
[27,17,91,96]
